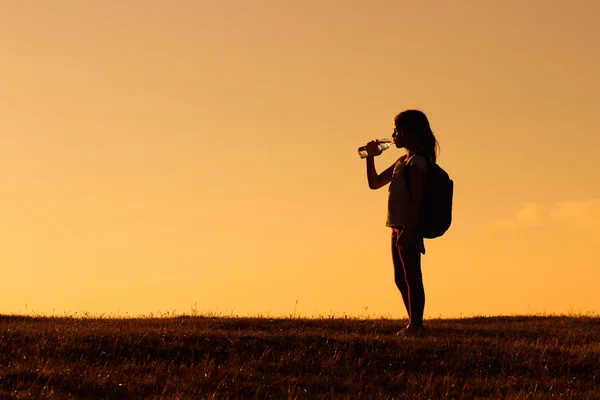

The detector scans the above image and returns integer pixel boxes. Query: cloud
[497,198,600,242]
[497,202,546,229]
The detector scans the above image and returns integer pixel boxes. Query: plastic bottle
[357,138,393,159]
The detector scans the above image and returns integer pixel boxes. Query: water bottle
[357,138,393,159]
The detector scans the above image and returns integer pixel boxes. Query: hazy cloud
[497,198,600,242]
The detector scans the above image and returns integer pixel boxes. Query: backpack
[404,160,454,239]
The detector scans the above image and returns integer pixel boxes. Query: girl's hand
[397,227,415,251]
[365,140,382,157]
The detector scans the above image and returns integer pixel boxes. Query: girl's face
[392,125,408,148]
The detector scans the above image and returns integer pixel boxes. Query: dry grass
[1,314,599,399]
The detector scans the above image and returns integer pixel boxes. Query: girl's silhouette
[364,110,439,336]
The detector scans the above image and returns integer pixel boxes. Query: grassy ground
[1,314,599,399]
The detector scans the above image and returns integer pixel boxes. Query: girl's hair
[394,110,439,163]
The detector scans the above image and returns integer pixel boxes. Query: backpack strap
[403,156,430,199]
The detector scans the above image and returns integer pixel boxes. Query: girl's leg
[391,229,411,319]
[399,245,425,326]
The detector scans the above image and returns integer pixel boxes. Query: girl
[364,109,439,336]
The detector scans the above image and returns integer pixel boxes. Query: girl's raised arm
[367,160,395,190]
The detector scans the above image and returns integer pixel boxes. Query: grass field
[1,314,599,399]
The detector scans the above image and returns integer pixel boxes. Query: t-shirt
[386,154,428,228]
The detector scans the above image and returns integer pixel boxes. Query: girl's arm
[367,158,394,189]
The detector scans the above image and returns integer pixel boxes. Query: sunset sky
[1,1,599,318]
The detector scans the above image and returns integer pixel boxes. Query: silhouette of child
[364,110,439,336]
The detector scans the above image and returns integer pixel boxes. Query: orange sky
[1,1,599,318]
